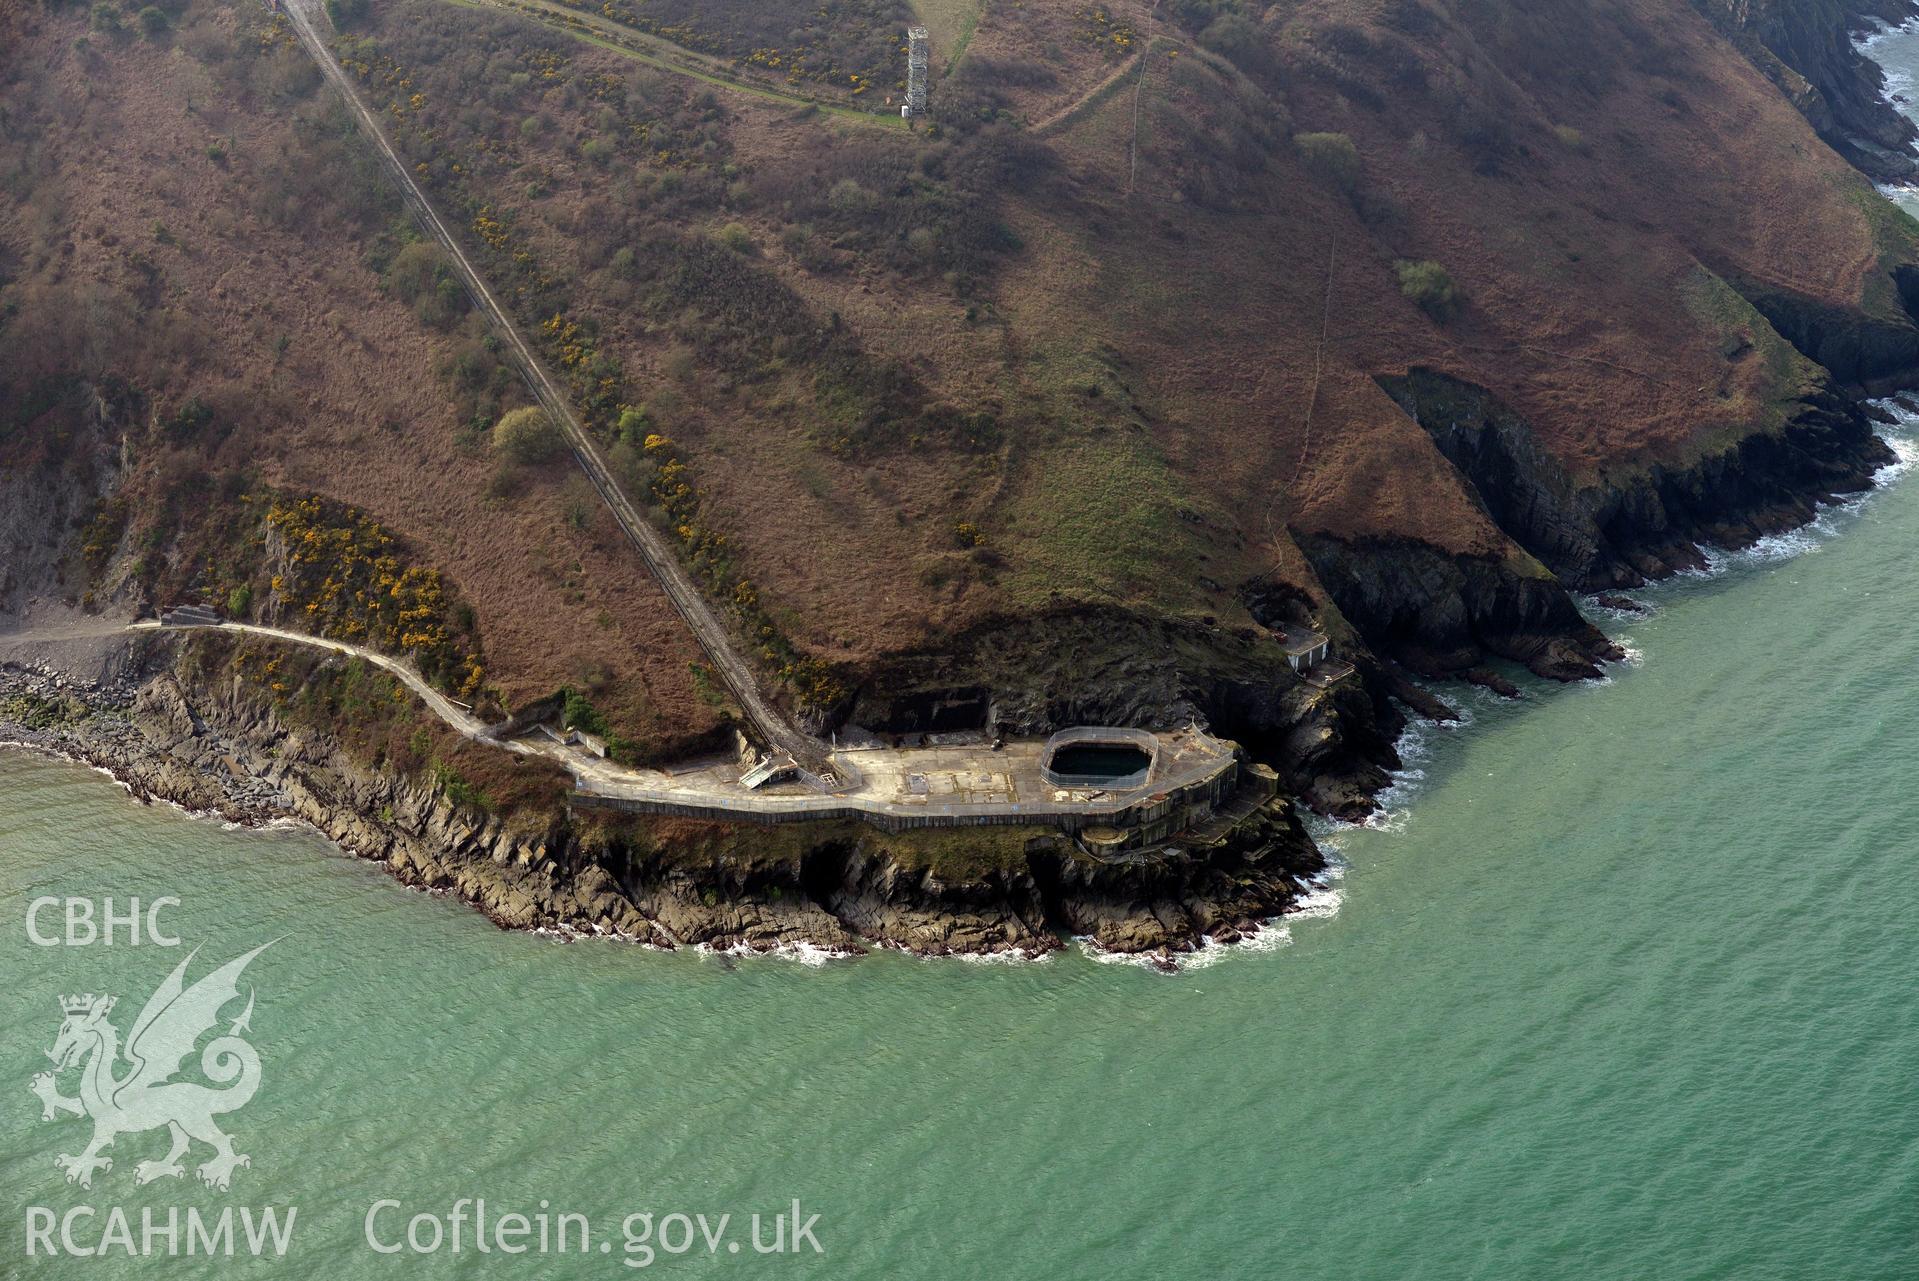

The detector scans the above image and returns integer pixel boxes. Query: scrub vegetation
[182,632,570,819]
[7,0,1919,794]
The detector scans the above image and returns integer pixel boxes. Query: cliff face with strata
[1378,369,1892,589]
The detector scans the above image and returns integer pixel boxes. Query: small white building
[1276,626,1331,673]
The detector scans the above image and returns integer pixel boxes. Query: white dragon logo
[29,944,269,1191]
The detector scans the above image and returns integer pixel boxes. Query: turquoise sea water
[8,406,1919,1277]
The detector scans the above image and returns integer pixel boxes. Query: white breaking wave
[1074,938,1187,970]
[1072,858,1348,973]
[1287,871,1347,922]
[946,946,1054,966]
[1174,926,1296,971]
[876,939,1055,965]
[1879,420,1919,478]
[695,938,855,967]
[219,815,311,834]
[1073,924,1294,973]
[1608,639,1645,668]
[1859,16,1919,110]
[1668,413,1919,581]
[1314,695,1477,838]
[1584,596,1657,624]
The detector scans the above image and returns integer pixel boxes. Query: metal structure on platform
[903,26,929,118]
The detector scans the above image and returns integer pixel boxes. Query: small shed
[1274,624,1331,672]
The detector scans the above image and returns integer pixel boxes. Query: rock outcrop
[1379,368,1893,590]
[1295,534,1624,682]
[1700,0,1919,180]
[0,647,1326,966]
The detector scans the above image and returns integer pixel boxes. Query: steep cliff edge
[1699,0,1919,179]
[1380,369,1893,590]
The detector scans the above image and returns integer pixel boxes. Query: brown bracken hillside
[5,0,1917,807]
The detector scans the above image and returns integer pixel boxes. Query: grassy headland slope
[5,0,1919,810]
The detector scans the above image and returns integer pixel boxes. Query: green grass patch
[1841,176,1919,323]
[1677,264,1823,445]
[910,0,982,72]
[995,430,1224,612]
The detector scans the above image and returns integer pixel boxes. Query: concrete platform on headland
[570,723,1241,833]
[0,619,1245,837]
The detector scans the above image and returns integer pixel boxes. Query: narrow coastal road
[278,0,830,777]
[0,619,1238,832]
[187,620,490,736]
[0,619,489,736]
[0,617,698,786]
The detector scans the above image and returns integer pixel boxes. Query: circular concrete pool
[1040,728,1157,789]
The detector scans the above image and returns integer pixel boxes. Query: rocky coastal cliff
[0,648,1326,966]
[1700,0,1919,179]
[9,0,1919,966]
[1378,370,1894,589]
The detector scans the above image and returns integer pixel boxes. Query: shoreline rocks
[0,654,1327,969]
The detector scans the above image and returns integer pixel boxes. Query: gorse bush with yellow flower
[261,496,489,702]
[636,435,846,711]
